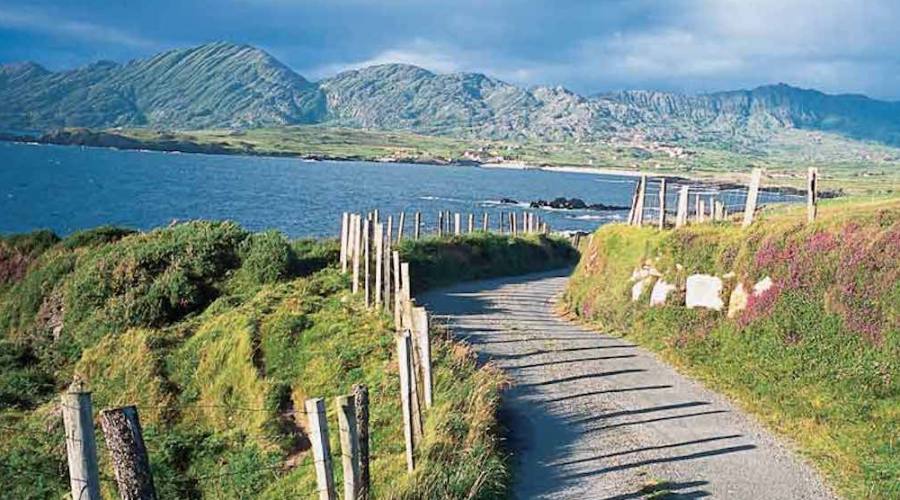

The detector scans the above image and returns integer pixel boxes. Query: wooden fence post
[397,333,415,472]
[633,175,647,226]
[468,213,474,233]
[412,307,433,408]
[385,215,393,249]
[351,215,360,294]
[698,198,706,223]
[676,185,689,228]
[627,179,639,225]
[397,212,405,243]
[306,398,336,500]
[807,167,818,222]
[340,212,349,273]
[352,385,370,500]
[454,213,461,235]
[61,381,101,500]
[658,178,667,229]
[694,194,702,223]
[99,405,156,500]
[363,218,370,307]
[414,212,421,240]
[374,223,383,308]
[742,168,762,228]
[437,211,443,237]
[482,212,489,232]
[336,395,360,500]
[384,219,393,313]
[392,251,402,327]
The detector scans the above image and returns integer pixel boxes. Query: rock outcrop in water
[530,197,630,211]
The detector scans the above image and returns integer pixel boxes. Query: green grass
[563,197,900,499]
[0,221,575,498]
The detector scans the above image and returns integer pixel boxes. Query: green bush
[60,226,136,249]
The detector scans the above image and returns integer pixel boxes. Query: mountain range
[2,41,899,146]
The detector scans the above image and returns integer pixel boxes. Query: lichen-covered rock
[650,279,676,306]
[727,282,748,318]
[685,274,724,310]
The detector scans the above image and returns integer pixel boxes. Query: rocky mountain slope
[2,42,899,146]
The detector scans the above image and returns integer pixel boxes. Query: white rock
[727,282,749,318]
[631,277,651,301]
[686,274,724,310]
[650,280,676,306]
[723,271,736,279]
[753,276,774,296]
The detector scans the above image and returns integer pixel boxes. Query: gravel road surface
[419,269,836,500]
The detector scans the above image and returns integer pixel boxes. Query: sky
[1,0,898,100]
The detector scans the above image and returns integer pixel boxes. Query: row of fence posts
[338,210,438,476]
[59,380,375,500]
[627,167,820,229]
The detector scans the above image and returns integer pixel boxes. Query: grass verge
[0,222,543,498]
[562,197,899,499]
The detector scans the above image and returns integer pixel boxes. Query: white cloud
[0,6,156,48]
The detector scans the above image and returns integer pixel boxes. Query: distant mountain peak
[1,42,899,146]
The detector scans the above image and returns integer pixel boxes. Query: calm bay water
[0,142,797,238]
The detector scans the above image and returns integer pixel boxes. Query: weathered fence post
[352,385,370,500]
[397,332,415,472]
[336,395,360,500]
[396,212,405,243]
[351,214,361,294]
[676,185,689,228]
[658,178,667,229]
[807,167,818,222]
[340,212,349,273]
[694,194,702,223]
[454,213,461,235]
[384,218,393,313]
[306,398,336,500]
[742,168,762,228]
[414,212,421,240]
[392,251,402,327]
[374,223,383,308]
[363,218,371,307]
[99,405,157,500]
[468,213,474,233]
[412,307,433,408]
[61,381,101,500]
[633,175,647,226]
[482,212,489,232]
[698,198,706,223]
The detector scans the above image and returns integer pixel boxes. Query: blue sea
[0,141,798,238]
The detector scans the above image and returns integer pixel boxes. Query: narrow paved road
[419,270,836,500]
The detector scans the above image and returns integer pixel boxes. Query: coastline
[0,133,817,196]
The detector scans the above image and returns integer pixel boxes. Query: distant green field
[99,125,900,196]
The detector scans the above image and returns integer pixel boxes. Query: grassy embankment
[39,125,900,195]
[563,197,899,499]
[0,222,574,498]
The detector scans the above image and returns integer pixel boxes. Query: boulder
[685,274,724,310]
[650,280,676,306]
[753,276,774,295]
[727,282,749,318]
[631,277,652,302]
